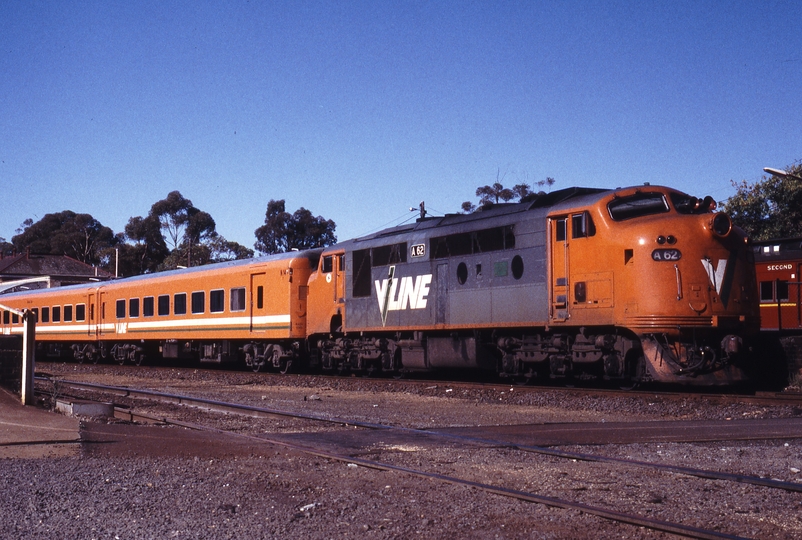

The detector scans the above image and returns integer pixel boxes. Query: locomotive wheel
[513,368,538,386]
[619,354,644,390]
[363,361,380,378]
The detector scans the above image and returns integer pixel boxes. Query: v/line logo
[701,258,726,295]
[374,265,432,326]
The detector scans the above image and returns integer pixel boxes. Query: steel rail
[35,361,802,406]
[43,377,802,494]
[112,406,748,540]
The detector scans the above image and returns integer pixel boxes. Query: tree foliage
[11,211,117,265]
[254,199,337,255]
[150,191,216,250]
[462,176,555,213]
[118,215,170,275]
[116,191,254,274]
[721,162,802,241]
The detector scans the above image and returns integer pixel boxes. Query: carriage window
[53,305,61,322]
[143,297,154,317]
[12,312,19,324]
[322,256,333,273]
[31,308,39,322]
[128,298,139,318]
[256,286,264,309]
[230,287,246,311]
[41,307,50,323]
[608,193,669,221]
[191,291,205,314]
[777,280,789,302]
[64,305,73,322]
[174,293,187,315]
[158,295,170,316]
[76,304,86,322]
[115,300,125,319]
[3,311,9,324]
[210,289,224,313]
[759,281,774,302]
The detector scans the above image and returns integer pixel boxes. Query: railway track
[38,375,802,539]
[36,360,802,408]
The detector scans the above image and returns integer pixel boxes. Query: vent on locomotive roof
[528,187,608,208]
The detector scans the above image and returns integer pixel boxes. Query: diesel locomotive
[0,184,760,386]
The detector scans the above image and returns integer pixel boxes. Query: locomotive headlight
[657,235,666,245]
[666,235,676,245]
[711,213,732,237]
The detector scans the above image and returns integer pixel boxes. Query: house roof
[0,253,112,280]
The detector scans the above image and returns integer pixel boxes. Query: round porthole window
[511,255,524,280]
[457,262,468,284]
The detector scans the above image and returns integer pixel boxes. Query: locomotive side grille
[624,315,713,328]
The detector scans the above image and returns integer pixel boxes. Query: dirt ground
[1,363,801,539]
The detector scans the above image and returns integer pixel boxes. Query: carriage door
[549,217,569,322]
[250,272,267,333]
[97,290,107,336]
[788,263,802,328]
[88,293,95,336]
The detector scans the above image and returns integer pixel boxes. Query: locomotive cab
[547,186,759,384]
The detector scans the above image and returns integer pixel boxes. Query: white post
[21,309,36,406]
[1,303,36,405]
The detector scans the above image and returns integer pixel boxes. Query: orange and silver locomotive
[309,185,759,385]
[0,185,760,385]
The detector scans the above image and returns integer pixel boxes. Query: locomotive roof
[338,186,612,248]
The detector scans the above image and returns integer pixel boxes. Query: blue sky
[2,1,800,250]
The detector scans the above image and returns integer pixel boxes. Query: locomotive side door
[250,272,267,333]
[549,217,570,323]
[318,251,346,332]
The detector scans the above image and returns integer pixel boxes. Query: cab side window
[572,212,596,238]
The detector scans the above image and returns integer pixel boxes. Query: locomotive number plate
[410,244,426,258]
[652,249,682,261]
